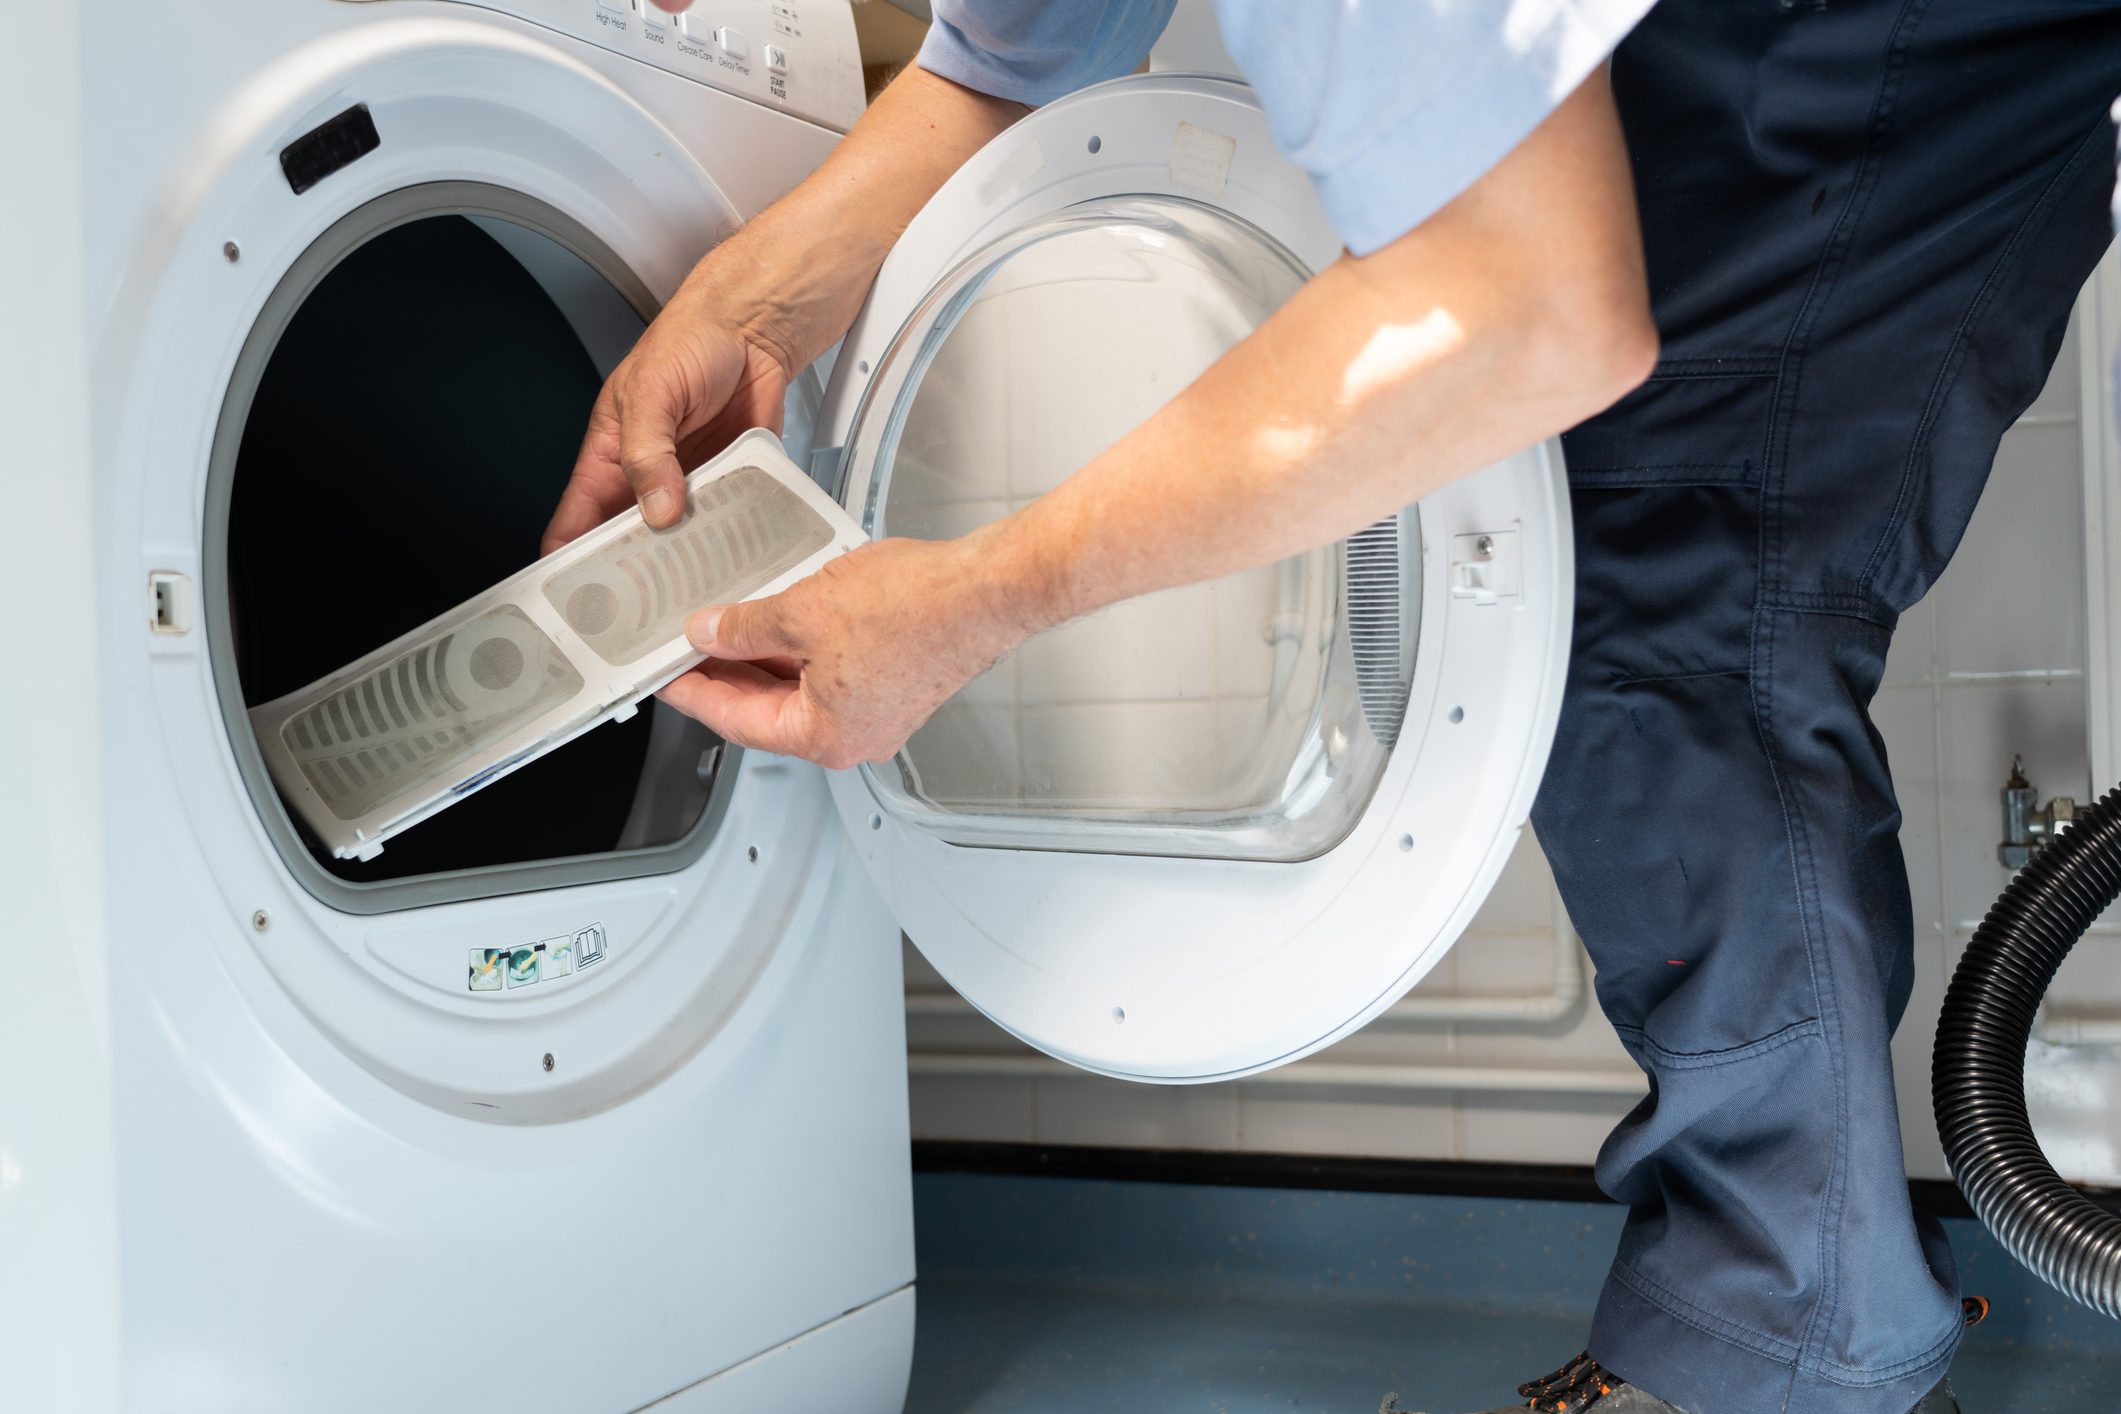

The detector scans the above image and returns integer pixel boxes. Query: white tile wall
[1233,1084,1459,1160]
[903,241,2121,1189]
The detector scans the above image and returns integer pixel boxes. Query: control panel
[361,0,865,132]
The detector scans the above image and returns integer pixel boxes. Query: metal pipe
[1386,922,1584,1024]
[2032,1005,2121,1045]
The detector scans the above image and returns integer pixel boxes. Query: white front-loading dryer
[2,8,1576,1413]
[3,4,916,1412]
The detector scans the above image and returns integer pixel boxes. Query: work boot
[1379,1352,1965,1413]
[1382,1296,1986,1413]
[1378,1350,1659,1413]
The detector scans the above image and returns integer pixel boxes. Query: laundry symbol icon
[468,948,504,992]
[506,946,540,988]
[543,938,575,978]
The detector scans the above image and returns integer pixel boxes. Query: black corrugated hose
[1933,780,2121,1318]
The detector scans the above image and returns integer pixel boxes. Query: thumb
[687,596,799,662]
[616,368,695,530]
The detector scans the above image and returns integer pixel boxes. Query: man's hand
[664,532,1047,769]
[543,295,793,555]
[539,66,1025,558]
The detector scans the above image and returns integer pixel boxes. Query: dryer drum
[1934,778,2121,1318]
[209,187,725,905]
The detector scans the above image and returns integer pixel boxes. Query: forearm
[688,64,1027,372]
[982,73,1657,632]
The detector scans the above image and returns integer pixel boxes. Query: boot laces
[1516,1352,1621,1411]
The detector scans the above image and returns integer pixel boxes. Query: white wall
[904,279,2121,1187]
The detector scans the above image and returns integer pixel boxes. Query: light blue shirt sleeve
[919,0,1655,257]
[918,0,1178,109]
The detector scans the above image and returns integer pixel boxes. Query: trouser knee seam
[1615,1017,1822,1069]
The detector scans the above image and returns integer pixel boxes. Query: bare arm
[996,75,1651,619]
[542,64,1026,551]
[668,73,1657,767]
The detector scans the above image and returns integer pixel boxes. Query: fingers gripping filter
[250,431,864,862]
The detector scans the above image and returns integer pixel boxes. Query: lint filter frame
[249,429,866,861]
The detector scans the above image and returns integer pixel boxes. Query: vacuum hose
[1933,780,2121,1317]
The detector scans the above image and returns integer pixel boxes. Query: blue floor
[904,1173,2121,1413]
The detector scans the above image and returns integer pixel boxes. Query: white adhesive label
[1169,121,1236,196]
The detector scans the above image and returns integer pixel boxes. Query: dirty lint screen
[543,465,835,667]
[279,605,584,821]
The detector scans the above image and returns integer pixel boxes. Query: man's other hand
[660,532,1049,770]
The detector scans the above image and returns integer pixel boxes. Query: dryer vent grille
[1346,515,1411,749]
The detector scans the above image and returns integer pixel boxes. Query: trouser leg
[1528,3,2121,1410]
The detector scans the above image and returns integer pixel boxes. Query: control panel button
[633,0,669,27]
[674,10,709,44]
[764,43,789,74]
[713,25,749,59]
[595,0,625,12]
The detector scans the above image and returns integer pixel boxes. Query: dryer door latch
[1449,530,1520,606]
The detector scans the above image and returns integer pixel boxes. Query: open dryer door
[815,74,1574,1084]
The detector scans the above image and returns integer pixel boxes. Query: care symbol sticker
[465,924,607,992]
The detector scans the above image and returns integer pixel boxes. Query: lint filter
[249,429,866,861]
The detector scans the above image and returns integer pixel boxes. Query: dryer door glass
[840,197,1415,863]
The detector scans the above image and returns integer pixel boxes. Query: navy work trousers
[1530,3,2121,1410]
